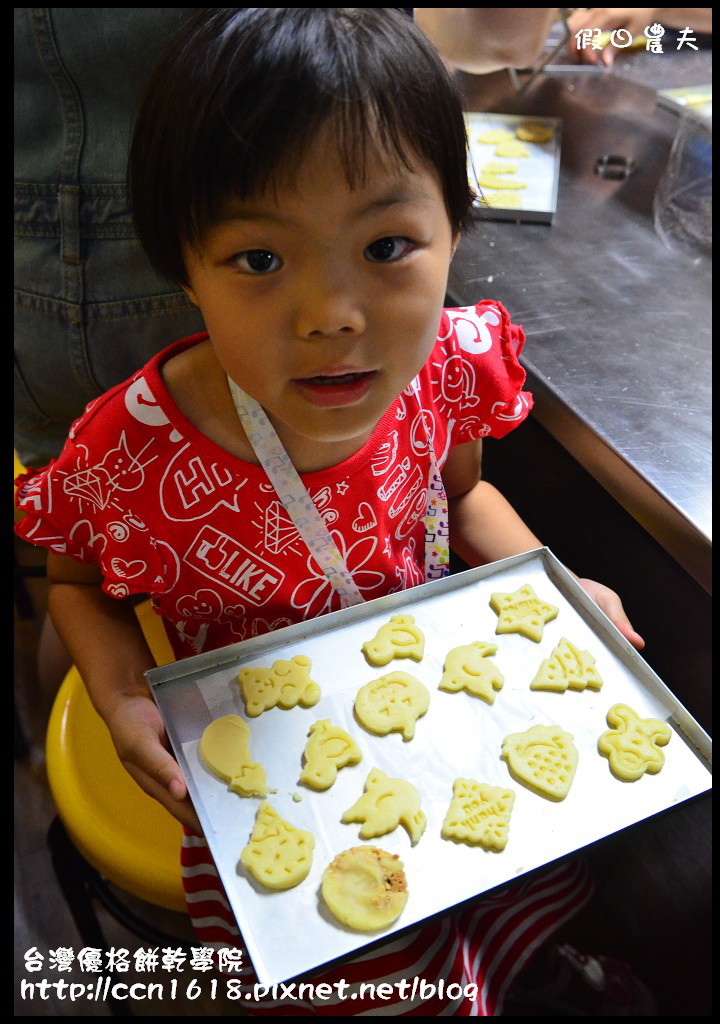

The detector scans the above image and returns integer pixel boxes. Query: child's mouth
[293,370,377,407]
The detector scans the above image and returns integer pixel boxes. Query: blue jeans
[14,8,203,467]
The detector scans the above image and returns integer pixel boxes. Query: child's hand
[106,692,203,834]
[576,578,645,651]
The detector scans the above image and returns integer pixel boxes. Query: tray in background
[464,112,562,224]
[148,548,711,987]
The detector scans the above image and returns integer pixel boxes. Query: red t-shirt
[16,301,531,659]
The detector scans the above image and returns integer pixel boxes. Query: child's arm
[46,553,202,832]
[444,440,645,650]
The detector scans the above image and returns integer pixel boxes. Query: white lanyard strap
[227,377,449,606]
[227,378,365,608]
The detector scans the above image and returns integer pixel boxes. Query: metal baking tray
[147,548,711,987]
[464,112,562,224]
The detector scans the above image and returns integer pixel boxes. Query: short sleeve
[437,301,533,443]
[14,405,170,602]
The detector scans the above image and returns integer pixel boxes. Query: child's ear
[181,283,200,307]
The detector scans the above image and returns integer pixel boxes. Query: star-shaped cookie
[490,584,559,643]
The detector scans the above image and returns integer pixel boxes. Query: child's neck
[162,339,378,473]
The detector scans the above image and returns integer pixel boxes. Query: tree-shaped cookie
[238,654,321,717]
[354,671,430,741]
[502,724,578,800]
[342,768,427,845]
[530,638,603,693]
[490,584,559,643]
[299,719,362,791]
[598,704,672,781]
[199,715,269,797]
[362,614,425,666]
[240,802,314,890]
[441,779,516,851]
[439,641,504,704]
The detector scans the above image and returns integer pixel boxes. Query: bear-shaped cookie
[439,641,504,704]
[240,802,314,890]
[238,654,321,717]
[354,672,430,741]
[321,846,408,932]
[490,584,559,643]
[502,724,578,800]
[598,704,671,781]
[299,719,362,791]
[441,779,516,851]
[362,614,425,667]
[199,715,269,797]
[342,768,426,845]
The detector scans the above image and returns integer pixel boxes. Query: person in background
[16,9,653,1015]
[414,7,560,73]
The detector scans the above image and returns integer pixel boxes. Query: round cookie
[516,121,554,144]
[322,846,408,931]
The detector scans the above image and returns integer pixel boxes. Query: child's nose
[294,272,366,339]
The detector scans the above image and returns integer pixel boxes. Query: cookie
[199,715,269,797]
[299,719,362,791]
[502,724,578,800]
[490,584,559,642]
[476,174,527,190]
[479,193,523,209]
[476,129,514,144]
[342,768,427,845]
[530,638,604,693]
[238,654,321,717]
[516,121,554,144]
[240,802,314,890]
[479,162,518,175]
[321,846,408,931]
[362,614,425,666]
[441,779,515,851]
[439,641,504,704]
[354,671,430,741]
[598,704,671,781]
[494,139,530,158]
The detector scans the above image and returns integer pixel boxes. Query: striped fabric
[181,831,593,1015]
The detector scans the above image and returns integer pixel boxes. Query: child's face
[182,124,458,471]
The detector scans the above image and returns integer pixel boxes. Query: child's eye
[364,236,415,262]
[231,249,283,274]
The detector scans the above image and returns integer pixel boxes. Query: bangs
[130,9,474,283]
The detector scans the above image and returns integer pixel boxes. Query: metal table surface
[448,58,712,593]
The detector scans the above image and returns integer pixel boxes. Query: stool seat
[46,667,186,913]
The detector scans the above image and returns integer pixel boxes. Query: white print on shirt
[446,305,500,354]
[63,433,157,511]
[291,529,384,618]
[160,444,247,522]
[110,557,148,580]
[491,393,532,422]
[372,430,399,476]
[69,519,107,554]
[253,487,340,557]
[352,502,377,534]
[186,525,285,605]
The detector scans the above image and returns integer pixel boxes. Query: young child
[16,9,645,1015]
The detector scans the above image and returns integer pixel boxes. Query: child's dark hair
[129,8,475,285]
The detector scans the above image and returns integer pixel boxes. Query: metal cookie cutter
[594,154,637,180]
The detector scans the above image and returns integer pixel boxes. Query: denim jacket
[14,8,204,466]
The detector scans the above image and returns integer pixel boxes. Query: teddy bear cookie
[342,768,427,845]
[502,724,578,800]
[299,719,362,791]
[530,638,604,693]
[598,704,672,781]
[199,715,269,797]
[354,672,430,741]
[441,779,516,852]
[240,802,314,891]
[439,641,505,704]
[361,614,425,666]
[321,846,408,932]
[490,584,559,643]
[238,654,321,717]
